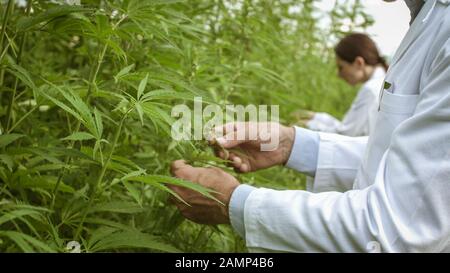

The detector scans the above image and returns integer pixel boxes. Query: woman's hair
[334,33,388,71]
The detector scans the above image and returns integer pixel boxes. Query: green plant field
[0,0,371,252]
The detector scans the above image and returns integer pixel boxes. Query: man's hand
[211,122,295,173]
[169,160,240,225]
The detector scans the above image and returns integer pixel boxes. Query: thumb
[170,160,193,176]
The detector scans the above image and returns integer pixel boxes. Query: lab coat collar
[405,0,425,24]
[390,0,438,67]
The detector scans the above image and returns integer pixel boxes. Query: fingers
[170,160,188,175]
[170,160,198,181]
[228,153,242,170]
[227,152,251,173]
[212,122,250,149]
[215,149,230,161]
[168,163,201,210]
[213,150,255,173]
[215,131,247,149]
[234,162,249,173]
[170,159,186,172]
[229,153,242,165]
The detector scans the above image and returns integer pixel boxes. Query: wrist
[280,125,295,165]
[223,181,240,223]
[228,184,257,237]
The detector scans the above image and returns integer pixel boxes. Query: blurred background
[317,0,409,58]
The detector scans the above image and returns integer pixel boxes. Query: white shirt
[307,66,386,136]
[229,0,450,252]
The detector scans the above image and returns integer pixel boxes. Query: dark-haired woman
[300,33,388,137]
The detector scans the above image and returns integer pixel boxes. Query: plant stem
[0,31,17,65]
[50,121,81,209]
[5,1,32,132]
[0,70,4,106]
[74,111,130,240]
[0,0,14,57]
[0,0,14,129]
[6,104,38,133]
[86,43,108,98]
[50,43,108,209]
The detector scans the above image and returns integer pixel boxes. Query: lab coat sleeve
[311,132,367,192]
[229,129,366,240]
[242,41,450,253]
[285,126,320,177]
[229,184,256,239]
[286,126,367,192]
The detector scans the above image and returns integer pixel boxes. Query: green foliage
[0,0,370,252]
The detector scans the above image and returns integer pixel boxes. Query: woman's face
[336,56,365,86]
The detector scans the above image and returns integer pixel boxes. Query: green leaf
[104,39,127,62]
[6,57,36,91]
[121,169,147,181]
[111,155,142,170]
[83,218,136,232]
[0,231,33,252]
[14,148,62,164]
[135,103,145,126]
[86,227,118,250]
[90,201,144,214]
[27,163,77,173]
[140,89,195,102]
[126,175,221,205]
[62,132,96,141]
[16,5,92,31]
[0,134,24,148]
[40,91,83,121]
[89,229,180,253]
[58,88,96,135]
[114,64,135,83]
[140,177,187,204]
[0,231,56,253]
[122,181,142,206]
[0,209,43,226]
[19,176,75,194]
[92,140,103,165]
[142,103,174,136]
[137,73,149,100]
[0,154,14,171]
[94,108,104,138]
[42,83,98,138]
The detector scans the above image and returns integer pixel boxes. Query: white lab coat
[307,66,386,136]
[242,0,450,252]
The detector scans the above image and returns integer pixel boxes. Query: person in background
[295,33,388,137]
